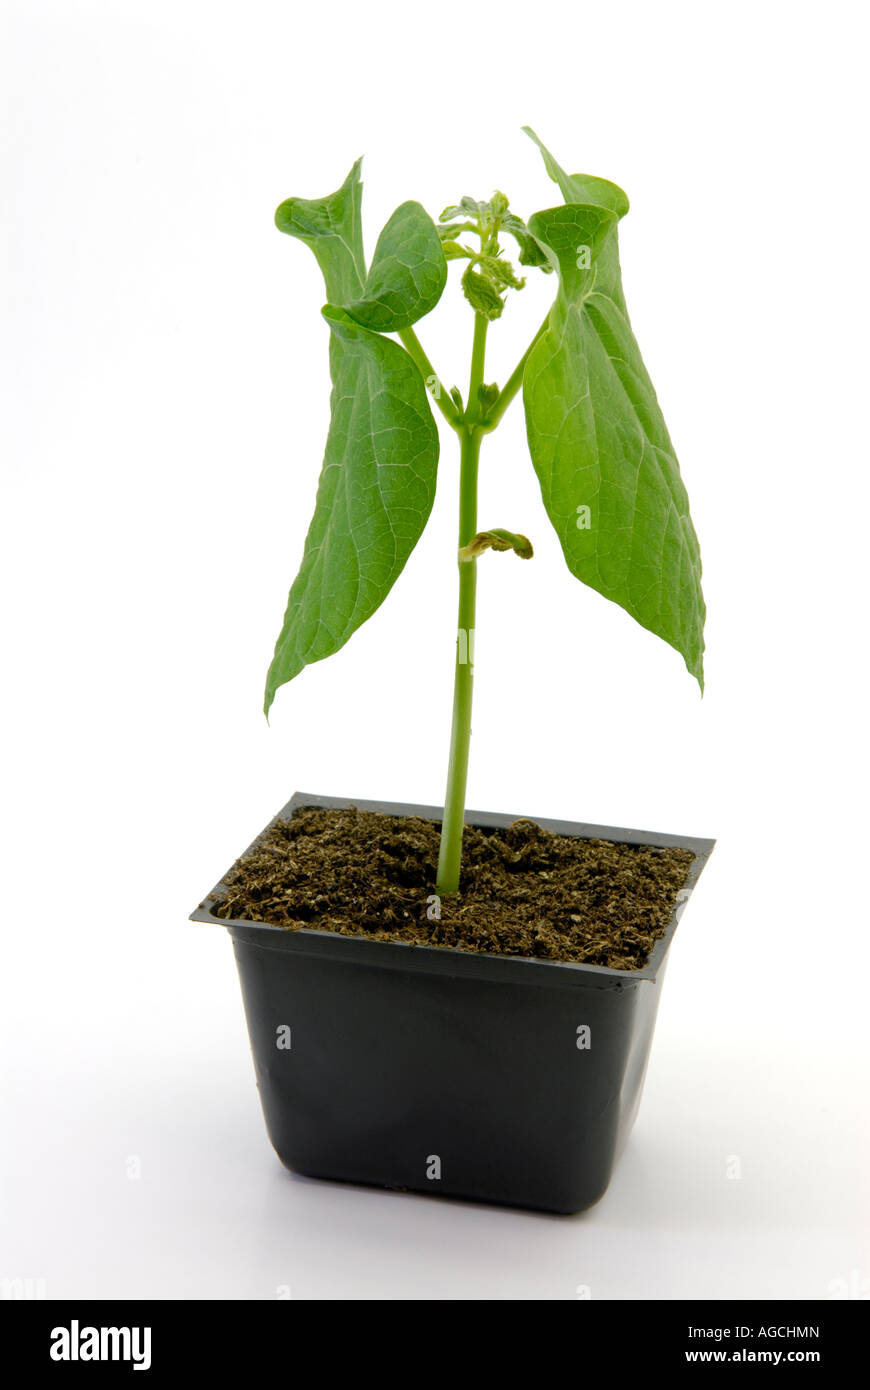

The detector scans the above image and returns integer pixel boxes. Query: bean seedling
[264,129,705,895]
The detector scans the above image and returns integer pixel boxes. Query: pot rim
[190,791,715,988]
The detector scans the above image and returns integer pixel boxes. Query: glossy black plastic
[192,792,714,1213]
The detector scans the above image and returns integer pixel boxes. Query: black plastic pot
[192,792,714,1214]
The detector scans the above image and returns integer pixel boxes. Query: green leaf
[461,265,504,320]
[502,211,552,269]
[274,159,366,304]
[459,528,534,561]
[438,220,478,239]
[264,308,440,713]
[522,144,705,688]
[522,128,630,220]
[478,253,525,290]
[344,201,447,333]
[440,196,486,222]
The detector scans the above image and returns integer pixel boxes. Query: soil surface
[211,806,695,969]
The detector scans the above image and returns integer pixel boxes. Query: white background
[2,0,868,1300]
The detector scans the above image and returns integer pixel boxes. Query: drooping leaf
[268,167,443,711]
[274,159,366,304]
[522,127,630,219]
[264,308,440,712]
[522,137,705,688]
[344,201,447,333]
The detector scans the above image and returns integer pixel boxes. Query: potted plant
[192,129,714,1214]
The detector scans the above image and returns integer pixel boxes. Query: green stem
[466,313,489,422]
[479,314,550,432]
[398,325,463,430]
[436,314,488,895]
